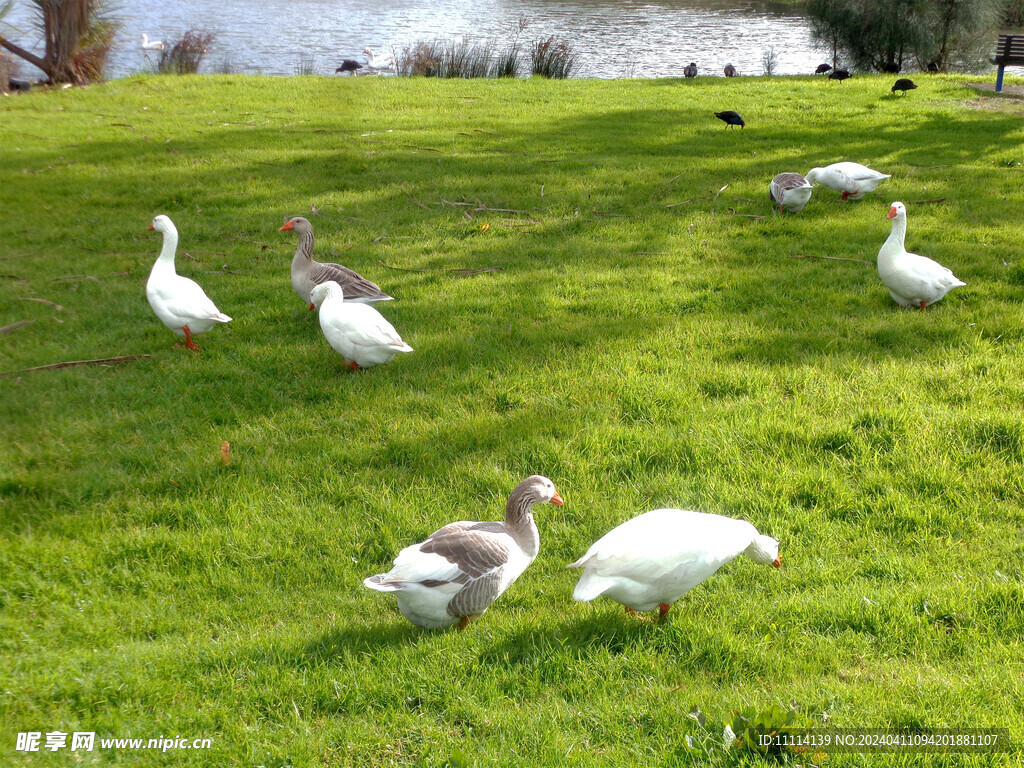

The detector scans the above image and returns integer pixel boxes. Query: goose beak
[147,224,154,231]
[308,302,315,311]
[279,220,294,231]
[550,491,564,506]
[772,556,782,568]
[887,206,898,219]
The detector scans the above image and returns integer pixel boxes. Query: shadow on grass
[298,620,427,660]
[477,608,775,679]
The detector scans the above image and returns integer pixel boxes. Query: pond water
[5,0,830,80]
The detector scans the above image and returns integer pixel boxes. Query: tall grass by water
[2,72,1024,766]
[395,36,572,78]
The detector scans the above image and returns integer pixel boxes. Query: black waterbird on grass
[891,78,917,95]
[815,63,832,74]
[714,111,745,129]
[829,68,851,82]
[724,63,737,77]
[336,59,363,74]
[683,62,698,78]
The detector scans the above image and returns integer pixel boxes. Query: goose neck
[882,214,907,257]
[504,489,540,555]
[153,227,179,269]
[292,228,315,271]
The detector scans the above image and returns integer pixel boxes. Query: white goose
[877,201,965,309]
[140,34,165,52]
[806,162,889,200]
[146,215,231,352]
[310,281,411,370]
[569,508,781,621]
[362,48,395,71]
[364,475,564,628]
[770,172,813,213]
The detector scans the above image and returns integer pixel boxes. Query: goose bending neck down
[568,508,780,621]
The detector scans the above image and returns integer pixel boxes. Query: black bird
[815,63,832,75]
[881,60,901,73]
[714,110,745,129]
[891,78,917,95]
[335,59,363,75]
[829,68,851,82]
[723,63,737,77]
[683,62,698,78]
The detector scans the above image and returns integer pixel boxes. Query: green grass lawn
[2,71,1024,766]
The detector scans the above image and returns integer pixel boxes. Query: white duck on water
[364,475,564,629]
[569,508,780,621]
[146,215,231,352]
[806,162,890,200]
[877,201,965,309]
[140,33,165,52]
[310,281,411,370]
[279,217,392,310]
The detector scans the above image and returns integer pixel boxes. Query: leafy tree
[807,0,855,69]
[806,0,1002,73]
[920,0,1003,72]
[0,0,117,84]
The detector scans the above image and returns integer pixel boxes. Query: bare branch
[0,320,34,334]
[0,355,152,378]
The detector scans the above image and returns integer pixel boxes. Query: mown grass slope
[2,72,1024,766]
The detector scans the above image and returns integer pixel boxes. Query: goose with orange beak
[364,476,563,629]
[877,201,965,309]
[279,217,392,311]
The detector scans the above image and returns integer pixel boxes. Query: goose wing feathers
[321,303,408,350]
[368,522,516,618]
[310,261,391,302]
[771,172,811,193]
[149,275,229,322]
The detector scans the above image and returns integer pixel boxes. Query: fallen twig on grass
[732,196,757,203]
[788,253,872,264]
[0,354,151,378]
[402,144,441,153]
[0,320,34,334]
[1,274,27,282]
[13,297,63,310]
[907,197,949,205]
[377,260,503,277]
[52,275,100,282]
[662,199,701,208]
[408,196,431,210]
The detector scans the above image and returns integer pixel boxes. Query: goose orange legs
[183,325,201,353]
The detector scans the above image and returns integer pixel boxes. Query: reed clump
[157,28,215,75]
[530,36,577,78]
[395,37,526,78]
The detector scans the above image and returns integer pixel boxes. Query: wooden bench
[991,34,1024,93]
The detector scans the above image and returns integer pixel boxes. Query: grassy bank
[2,72,1024,766]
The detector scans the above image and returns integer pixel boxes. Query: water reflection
[5,0,827,80]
